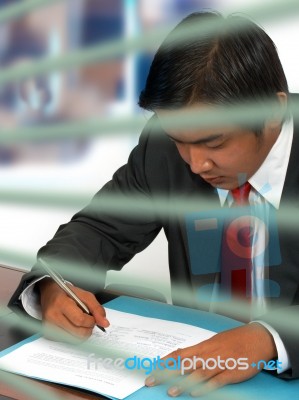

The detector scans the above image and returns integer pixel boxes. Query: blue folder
[105,296,299,400]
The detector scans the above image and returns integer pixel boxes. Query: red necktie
[231,182,251,206]
[221,182,252,299]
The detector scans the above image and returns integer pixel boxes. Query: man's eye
[206,142,225,149]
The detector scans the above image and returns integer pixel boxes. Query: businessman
[9,11,299,397]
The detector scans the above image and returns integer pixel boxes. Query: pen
[39,258,106,333]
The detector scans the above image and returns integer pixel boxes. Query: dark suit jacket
[9,95,299,379]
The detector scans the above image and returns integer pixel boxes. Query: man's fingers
[43,303,94,339]
[190,372,228,397]
[63,298,96,328]
[167,367,221,397]
[145,366,180,386]
[40,280,109,338]
[164,346,198,362]
[42,317,94,342]
[59,314,94,339]
[146,347,207,388]
[72,288,110,328]
[43,292,95,330]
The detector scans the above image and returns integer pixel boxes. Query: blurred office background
[0,0,298,302]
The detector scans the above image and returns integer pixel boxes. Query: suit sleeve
[8,119,163,312]
[259,304,299,379]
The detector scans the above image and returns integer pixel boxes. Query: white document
[0,308,216,399]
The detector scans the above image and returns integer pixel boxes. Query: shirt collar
[217,117,294,209]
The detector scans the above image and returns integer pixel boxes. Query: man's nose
[188,146,214,175]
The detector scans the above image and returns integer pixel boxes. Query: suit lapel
[281,95,299,203]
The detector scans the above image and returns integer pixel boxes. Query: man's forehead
[155,107,238,143]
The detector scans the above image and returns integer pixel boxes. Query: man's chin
[203,176,228,188]
[204,178,239,191]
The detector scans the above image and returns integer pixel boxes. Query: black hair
[138,11,289,134]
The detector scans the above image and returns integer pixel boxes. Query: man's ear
[276,91,288,110]
[265,92,288,131]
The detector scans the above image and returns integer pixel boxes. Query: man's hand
[38,278,109,340]
[145,323,277,397]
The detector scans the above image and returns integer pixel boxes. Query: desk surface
[0,265,25,311]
